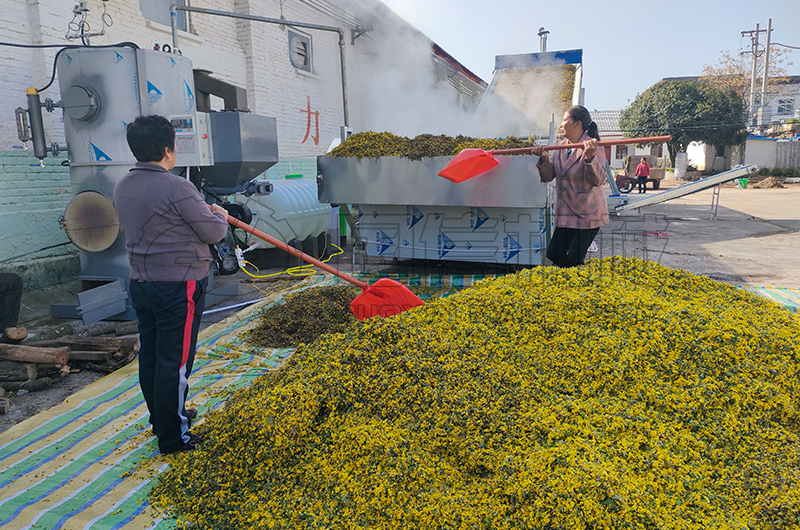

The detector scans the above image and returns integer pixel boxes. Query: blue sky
[380,0,800,111]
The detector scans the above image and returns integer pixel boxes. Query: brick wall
[0,0,485,283]
[0,149,77,272]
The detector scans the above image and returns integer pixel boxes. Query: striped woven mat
[740,286,800,312]
[0,273,493,529]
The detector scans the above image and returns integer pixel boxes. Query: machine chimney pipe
[538,27,549,53]
[26,88,48,160]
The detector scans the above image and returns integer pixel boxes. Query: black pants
[638,176,648,193]
[130,277,207,453]
[0,273,23,331]
[547,227,600,268]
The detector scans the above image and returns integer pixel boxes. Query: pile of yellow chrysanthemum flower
[150,257,800,529]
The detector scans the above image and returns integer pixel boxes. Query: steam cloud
[353,22,571,139]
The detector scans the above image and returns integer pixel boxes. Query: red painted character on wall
[301,96,320,145]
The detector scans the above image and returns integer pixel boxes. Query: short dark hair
[126,115,175,162]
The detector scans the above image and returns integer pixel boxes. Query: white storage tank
[230,176,331,247]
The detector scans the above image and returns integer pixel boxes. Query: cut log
[68,351,111,362]
[115,321,139,336]
[0,361,37,382]
[1,326,28,344]
[0,344,70,365]
[87,321,118,336]
[27,336,138,357]
[1,377,53,392]
[34,364,71,378]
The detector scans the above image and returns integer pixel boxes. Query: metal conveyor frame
[613,165,755,220]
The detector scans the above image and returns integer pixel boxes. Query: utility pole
[743,23,760,126]
[741,22,770,127]
[760,19,772,125]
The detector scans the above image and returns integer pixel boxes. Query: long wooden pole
[489,135,673,156]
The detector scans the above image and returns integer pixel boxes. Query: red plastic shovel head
[437,148,499,183]
[350,278,425,320]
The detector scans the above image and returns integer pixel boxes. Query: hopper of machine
[317,155,552,266]
[199,111,279,192]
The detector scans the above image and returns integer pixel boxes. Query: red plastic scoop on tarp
[225,215,424,320]
[438,136,672,183]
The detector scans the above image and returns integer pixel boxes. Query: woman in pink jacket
[532,105,609,267]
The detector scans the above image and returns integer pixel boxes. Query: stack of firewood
[0,335,138,413]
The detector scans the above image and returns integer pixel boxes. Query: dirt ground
[2,179,799,434]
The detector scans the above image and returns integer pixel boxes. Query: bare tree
[701,46,794,114]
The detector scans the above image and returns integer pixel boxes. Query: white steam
[352,22,571,139]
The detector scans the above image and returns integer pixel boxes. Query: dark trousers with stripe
[130,277,207,453]
[547,227,600,268]
[0,273,23,331]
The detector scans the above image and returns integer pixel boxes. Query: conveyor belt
[613,165,754,215]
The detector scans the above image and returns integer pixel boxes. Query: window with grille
[777,100,794,114]
[288,31,312,72]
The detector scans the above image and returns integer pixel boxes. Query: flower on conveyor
[150,257,800,530]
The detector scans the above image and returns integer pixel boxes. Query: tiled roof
[593,110,623,136]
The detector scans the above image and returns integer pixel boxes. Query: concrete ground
[2,178,798,433]
[601,178,800,287]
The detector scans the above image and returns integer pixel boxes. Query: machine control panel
[170,114,196,154]
[170,114,203,167]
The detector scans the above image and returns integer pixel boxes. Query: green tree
[620,80,747,167]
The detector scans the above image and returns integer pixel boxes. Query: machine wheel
[617,177,634,194]
[652,179,661,190]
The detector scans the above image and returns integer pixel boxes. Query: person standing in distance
[113,115,228,454]
[635,157,650,194]
[532,105,610,267]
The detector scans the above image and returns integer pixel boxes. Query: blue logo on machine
[372,210,379,219]
[500,214,508,223]
[403,239,409,247]
[184,80,195,111]
[170,57,176,67]
[470,207,489,232]
[503,235,522,262]
[147,81,163,106]
[66,54,73,66]
[406,206,424,229]
[358,207,363,219]
[466,242,473,250]
[376,230,393,255]
[115,52,124,64]
[437,232,455,258]
[89,142,112,162]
